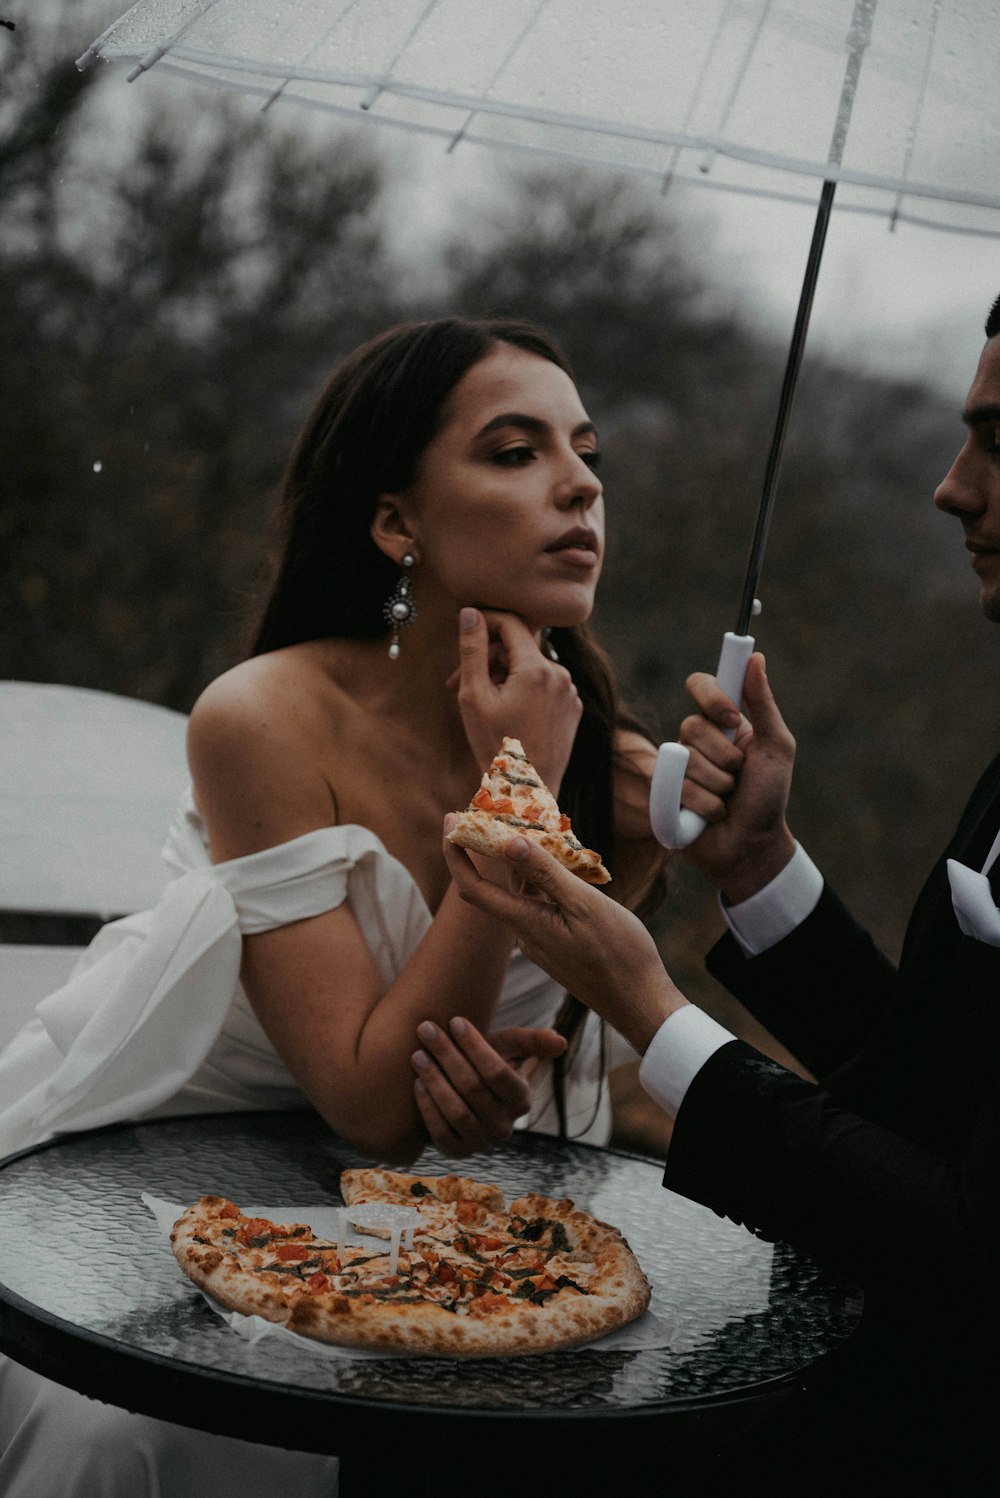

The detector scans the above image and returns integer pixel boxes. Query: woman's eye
[492,447,535,466]
[578,449,602,471]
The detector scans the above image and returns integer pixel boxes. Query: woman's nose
[557,454,602,509]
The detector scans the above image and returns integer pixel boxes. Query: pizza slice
[447,736,611,885]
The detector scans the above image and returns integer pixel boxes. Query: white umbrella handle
[650,632,756,850]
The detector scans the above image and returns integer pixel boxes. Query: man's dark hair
[986,294,1000,339]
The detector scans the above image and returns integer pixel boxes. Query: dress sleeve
[0,824,426,1153]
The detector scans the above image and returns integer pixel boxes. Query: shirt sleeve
[638,1004,735,1118]
[720,842,824,956]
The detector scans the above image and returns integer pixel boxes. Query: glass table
[0,1111,862,1494]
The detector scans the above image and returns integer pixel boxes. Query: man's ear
[371,494,419,564]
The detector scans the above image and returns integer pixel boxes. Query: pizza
[447,736,611,885]
[169,1167,649,1356]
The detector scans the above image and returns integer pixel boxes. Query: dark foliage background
[4,5,998,1046]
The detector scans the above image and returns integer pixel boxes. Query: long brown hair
[250,317,667,1136]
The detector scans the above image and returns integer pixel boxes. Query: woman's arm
[188,677,519,1164]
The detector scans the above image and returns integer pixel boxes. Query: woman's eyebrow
[474,413,598,439]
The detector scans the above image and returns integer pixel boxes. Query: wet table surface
[0,1111,861,1485]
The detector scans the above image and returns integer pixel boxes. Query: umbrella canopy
[79,0,1000,237]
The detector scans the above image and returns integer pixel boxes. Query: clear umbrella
[78,0,1000,845]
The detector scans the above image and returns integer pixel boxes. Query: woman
[0,316,668,1495]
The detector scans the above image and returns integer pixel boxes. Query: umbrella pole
[735,178,836,636]
[650,179,838,850]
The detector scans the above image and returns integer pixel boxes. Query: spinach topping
[511,1218,569,1251]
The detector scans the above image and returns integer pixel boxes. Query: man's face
[934,335,1000,621]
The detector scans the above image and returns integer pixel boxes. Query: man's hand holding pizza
[442,823,688,1057]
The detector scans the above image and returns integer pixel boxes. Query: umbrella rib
[258,0,363,115]
[699,0,774,176]
[445,0,551,156]
[662,0,739,194]
[360,0,449,113]
[889,0,941,229]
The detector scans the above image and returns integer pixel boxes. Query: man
[442,296,1000,1491]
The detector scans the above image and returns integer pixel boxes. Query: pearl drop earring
[383,552,417,660]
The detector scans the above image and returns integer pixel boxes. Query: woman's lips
[544,529,600,567]
[545,543,599,567]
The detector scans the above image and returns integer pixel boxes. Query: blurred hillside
[4,8,999,1039]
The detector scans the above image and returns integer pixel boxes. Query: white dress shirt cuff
[720,843,824,956]
[638,1004,735,1119]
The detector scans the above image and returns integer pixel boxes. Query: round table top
[0,1111,861,1461]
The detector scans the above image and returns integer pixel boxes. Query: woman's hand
[411,1016,567,1157]
[442,825,687,1055]
[676,653,797,903]
[452,608,581,793]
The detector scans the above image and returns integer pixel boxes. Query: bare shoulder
[611,728,657,841]
[188,650,341,860]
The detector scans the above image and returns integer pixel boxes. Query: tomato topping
[524,802,543,822]
[455,1200,480,1223]
[475,1292,510,1313]
[274,1243,311,1262]
[306,1271,329,1292]
[237,1217,276,1246]
[434,1261,456,1284]
[218,1202,239,1220]
[559,814,571,831]
[529,1273,558,1293]
[472,788,515,815]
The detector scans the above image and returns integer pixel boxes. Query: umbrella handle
[650,632,756,850]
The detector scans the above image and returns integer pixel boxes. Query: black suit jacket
[663,754,1000,1471]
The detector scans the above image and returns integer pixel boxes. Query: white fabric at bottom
[0,1360,338,1498]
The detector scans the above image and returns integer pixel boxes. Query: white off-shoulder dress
[0,791,617,1498]
[0,789,612,1155]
